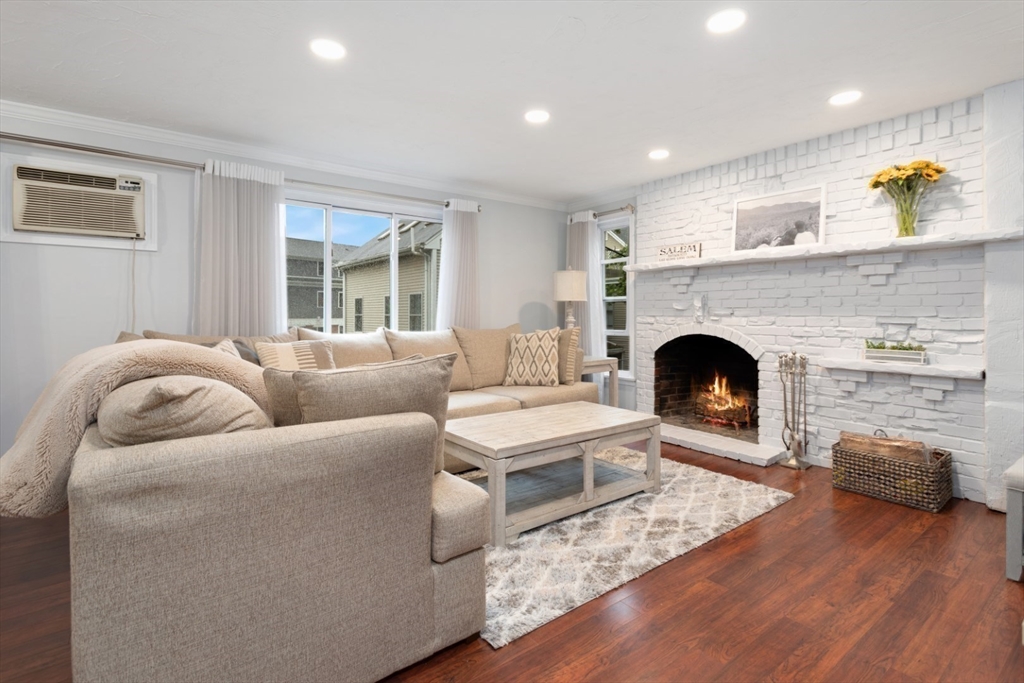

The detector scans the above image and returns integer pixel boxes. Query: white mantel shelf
[625,228,1024,273]
[817,357,985,380]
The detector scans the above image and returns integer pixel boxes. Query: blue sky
[285,205,390,247]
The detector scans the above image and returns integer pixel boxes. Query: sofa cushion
[201,338,243,359]
[558,327,581,385]
[478,382,599,409]
[297,328,394,367]
[384,329,472,391]
[255,340,336,371]
[115,331,144,343]
[452,324,521,389]
[431,471,490,563]
[284,354,456,473]
[97,375,271,447]
[503,328,560,387]
[447,391,521,420]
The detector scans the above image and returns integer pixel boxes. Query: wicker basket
[831,443,952,513]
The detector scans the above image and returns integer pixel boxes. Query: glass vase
[896,206,918,238]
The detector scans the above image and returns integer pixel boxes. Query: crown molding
[0,100,569,212]
[566,185,639,214]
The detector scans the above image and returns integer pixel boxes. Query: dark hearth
[655,334,759,444]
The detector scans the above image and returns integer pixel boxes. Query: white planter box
[863,349,928,364]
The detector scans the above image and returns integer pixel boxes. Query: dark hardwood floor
[2,444,1021,683]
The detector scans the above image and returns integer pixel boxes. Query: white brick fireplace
[621,81,1024,509]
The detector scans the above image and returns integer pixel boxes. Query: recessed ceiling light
[828,90,863,106]
[525,110,550,124]
[649,149,670,160]
[706,9,747,34]
[310,39,346,60]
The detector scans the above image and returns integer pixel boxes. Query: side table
[582,356,619,408]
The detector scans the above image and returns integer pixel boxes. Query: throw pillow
[504,328,560,387]
[262,355,426,428]
[97,375,271,447]
[255,340,336,371]
[297,327,394,367]
[291,354,456,473]
[557,327,581,385]
[452,324,521,389]
[383,329,473,391]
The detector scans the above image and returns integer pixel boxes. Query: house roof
[286,238,359,262]
[337,220,442,270]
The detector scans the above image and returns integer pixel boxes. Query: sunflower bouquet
[869,160,947,237]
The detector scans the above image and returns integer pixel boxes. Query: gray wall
[0,115,565,453]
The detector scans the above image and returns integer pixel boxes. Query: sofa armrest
[68,413,438,683]
[432,471,490,562]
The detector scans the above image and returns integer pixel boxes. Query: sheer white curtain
[436,199,480,329]
[566,210,604,358]
[194,160,286,336]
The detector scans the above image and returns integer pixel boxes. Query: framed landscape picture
[732,186,826,252]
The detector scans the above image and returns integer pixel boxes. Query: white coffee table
[444,401,661,546]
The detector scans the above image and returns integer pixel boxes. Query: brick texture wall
[632,96,990,502]
[635,96,984,262]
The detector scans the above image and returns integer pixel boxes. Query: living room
[1,2,1022,682]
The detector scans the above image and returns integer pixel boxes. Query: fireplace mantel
[625,228,1023,274]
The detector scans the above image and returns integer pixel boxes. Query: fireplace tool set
[779,351,810,470]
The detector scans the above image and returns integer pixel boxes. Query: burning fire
[703,372,747,412]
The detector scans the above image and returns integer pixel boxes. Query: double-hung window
[409,293,423,331]
[283,194,443,334]
[598,212,634,375]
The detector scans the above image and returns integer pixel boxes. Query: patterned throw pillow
[503,328,560,387]
[254,340,336,371]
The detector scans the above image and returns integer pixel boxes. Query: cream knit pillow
[255,340,336,371]
[503,328,560,387]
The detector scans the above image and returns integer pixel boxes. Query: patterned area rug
[460,447,793,648]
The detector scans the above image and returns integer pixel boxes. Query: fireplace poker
[779,351,810,470]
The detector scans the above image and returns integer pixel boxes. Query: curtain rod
[1,132,466,210]
[0,131,206,170]
[596,204,635,218]
[284,178,447,208]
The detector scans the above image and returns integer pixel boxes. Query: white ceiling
[1,1,1022,206]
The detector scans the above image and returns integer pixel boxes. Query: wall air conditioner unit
[12,164,145,239]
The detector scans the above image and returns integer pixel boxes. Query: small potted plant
[863,340,928,364]
[868,160,947,237]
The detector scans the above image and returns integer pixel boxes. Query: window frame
[597,212,635,379]
[316,290,324,309]
[283,190,442,334]
[409,292,423,331]
[354,297,363,332]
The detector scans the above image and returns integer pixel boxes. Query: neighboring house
[337,220,442,333]
[286,238,357,332]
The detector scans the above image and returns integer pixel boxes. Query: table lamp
[554,268,587,329]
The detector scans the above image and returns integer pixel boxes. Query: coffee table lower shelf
[462,456,656,542]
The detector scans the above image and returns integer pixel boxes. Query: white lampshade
[554,270,587,302]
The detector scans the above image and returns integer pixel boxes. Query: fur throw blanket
[0,340,271,518]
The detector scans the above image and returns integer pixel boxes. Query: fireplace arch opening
[654,334,759,443]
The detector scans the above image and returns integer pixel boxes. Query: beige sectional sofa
[58,324,595,682]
